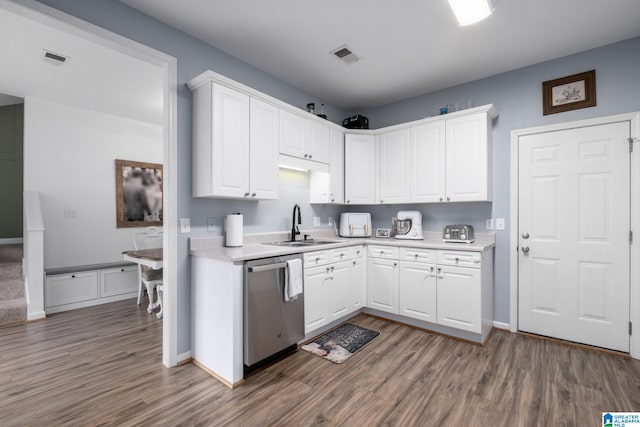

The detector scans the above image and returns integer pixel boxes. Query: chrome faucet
[291,204,301,242]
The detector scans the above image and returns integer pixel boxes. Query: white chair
[133,226,163,318]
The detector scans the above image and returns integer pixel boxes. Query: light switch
[486,219,494,230]
[495,218,505,230]
[206,217,218,233]
[64,208,77,218]
[180,218,191,234]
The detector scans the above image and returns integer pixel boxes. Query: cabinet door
[399,261,437,323]
[328,261,351,321]
[445,112,491,202]
[378,129,411,204]
[280,110,308,159]
[211,84,250,198]
[45,271,99,308]
[304,266,329,333]
[100,266,138,298]
[249,98,279,199]
[367,258,399,314]
[308,121,331,163]
[436,265,481,333]
[345,134,376,205]
[329,129,345,203]
[351,256,365,311]
[411,121,446,203]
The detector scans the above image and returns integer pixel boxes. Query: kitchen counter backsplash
[189,230,495,263]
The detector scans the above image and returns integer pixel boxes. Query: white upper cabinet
[309,129,344,204]
[279,110,308,159]
[249,98,280,200]
[445,112,492,202]
[411,121,446,203]
[192,82,250,198]
[308,121,331,163]
[344,133,376,205]
[280,110,331,164]
[378,129,411,204]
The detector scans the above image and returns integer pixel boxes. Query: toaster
[339,213,372,237]
[443,225,475,243]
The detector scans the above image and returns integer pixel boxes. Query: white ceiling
[120,0,640,110]
[0,6,164,124]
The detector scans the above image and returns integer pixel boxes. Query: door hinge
[630,322,633,336]
[629,137,634,153]
[630,230,633,244]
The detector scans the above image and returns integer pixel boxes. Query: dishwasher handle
[247,262,288,273]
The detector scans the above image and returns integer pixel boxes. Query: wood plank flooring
[1,300,638,426]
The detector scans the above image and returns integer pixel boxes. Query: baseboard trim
[176,351,192,365]
[492,321,510,330]
[27,311,46,321]
[192,359,244,389]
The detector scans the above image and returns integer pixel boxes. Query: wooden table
[123,248,163,318]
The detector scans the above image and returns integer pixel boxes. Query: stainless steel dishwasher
[244,254,304,370]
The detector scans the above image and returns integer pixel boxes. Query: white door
[437,265,481,333]
[518,122,631,352]
[378,129,411,204]
[329,129,345,204]
[308,121,331,163]
[249,98,279,199]
[411,121,446,203]
[345,134,376,205]
[328,261,351,321]
[350,254,365,311]
[367,258,399,314]
[304,266,329,333]
[280,110,308,159]
[211,84,250,198]
[445,113,490,202]
[399,261,437,322]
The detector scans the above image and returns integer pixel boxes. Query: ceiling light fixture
[447,0,494,26]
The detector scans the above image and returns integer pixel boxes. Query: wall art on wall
[542,70,596,115]
[115,159,163,228]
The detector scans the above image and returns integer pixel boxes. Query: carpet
[301,323,380,364]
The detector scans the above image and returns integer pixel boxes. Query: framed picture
[375,228,391,238]
[542,70,596,115]
[115,159,163,228]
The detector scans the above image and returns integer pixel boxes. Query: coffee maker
[393,210,424,240]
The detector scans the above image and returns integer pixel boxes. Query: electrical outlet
[64,208,77,218]
[180,218,191,234]
[206,217,219,233]
[313,216,321,227]
[328,217,335,226]
[486,219,494,230]
[495,218,505,230]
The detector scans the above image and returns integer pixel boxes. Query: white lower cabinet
[304,248,363,334]
[45,264,139,314]
[437,265,481,333]
[399,261,437,323]
[367,257,399,315]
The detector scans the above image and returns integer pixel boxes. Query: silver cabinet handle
[304,154,308,158]
[522,232,530,239]
[393,262,397,268]
[315,257,320,262]
[331,266,335,271]
[308,154,313,159]
[251,193,257,198]
[380,200,384,203]
[326,267,331,273]
[346,200,350,204]
[447,197,450,202]
[439,197,443,202]
[247,262,287,273]
[522,246,530,254]
[437,267,444,279]
[455,257,459,263]
[331,198,335,202]
[244,192,250,197]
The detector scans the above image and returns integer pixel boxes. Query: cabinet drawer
[437,250,482,268]
[330,247,353,262]
[304,250,330,267]
[45,271,99,308]
[100,266,139,298]
[399,247,437,263]
[368,245,399,259]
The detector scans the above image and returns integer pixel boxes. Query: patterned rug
[301,323,380,364]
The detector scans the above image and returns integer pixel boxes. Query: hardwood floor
[1,300,638,426]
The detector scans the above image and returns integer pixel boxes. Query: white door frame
[2,0,180,367]
[510,112,640,359]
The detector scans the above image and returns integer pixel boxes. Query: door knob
[521,246,530,254]
[522,232,530,239]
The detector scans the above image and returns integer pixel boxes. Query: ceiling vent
[42,49,69,67]
[331,45,359,64]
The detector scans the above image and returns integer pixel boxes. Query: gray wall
[36,0,347,354]
[0,103,23,239]
[355,36,640,323]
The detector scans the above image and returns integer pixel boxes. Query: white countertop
[189,231,495,263]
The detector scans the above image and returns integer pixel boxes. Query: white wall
[24,97,163,269]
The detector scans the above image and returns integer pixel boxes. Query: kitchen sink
[263,240,339,247]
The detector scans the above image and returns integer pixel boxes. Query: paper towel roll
[225,213,243,247]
